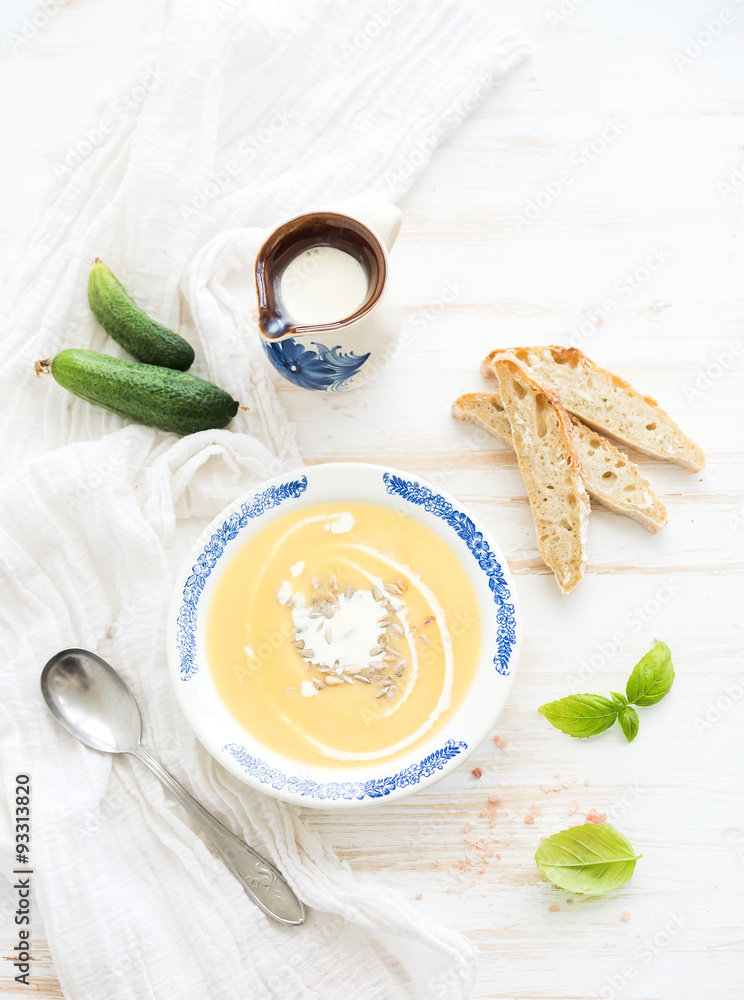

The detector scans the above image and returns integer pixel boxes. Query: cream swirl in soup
[206,502,481,767]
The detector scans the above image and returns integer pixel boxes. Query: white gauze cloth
[0,2,527,998]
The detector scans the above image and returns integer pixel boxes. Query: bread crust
[453,391,668,532]
[488,355,590,595]
[482,346,705,472]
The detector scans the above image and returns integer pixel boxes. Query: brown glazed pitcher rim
[255,211,388,341]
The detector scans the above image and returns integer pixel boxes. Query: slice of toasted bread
[452,392,668,533]
[482,346,705,472]
[488,356,590,595]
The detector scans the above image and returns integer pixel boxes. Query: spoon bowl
[41,647,142,754]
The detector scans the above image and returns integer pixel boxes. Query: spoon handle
[133,746,305,925]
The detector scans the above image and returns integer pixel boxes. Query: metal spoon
[40,647,305,926]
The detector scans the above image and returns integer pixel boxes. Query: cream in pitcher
[255,201,402,392]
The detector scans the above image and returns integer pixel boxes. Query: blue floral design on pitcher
[263,337,370,392]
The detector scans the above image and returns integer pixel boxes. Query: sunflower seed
[419,634,430,646]
[324,675,344,685]
[312,678,326,690]
[394,578,408,592]
[343,664,361,674]
[295,639,305,650]
[354,675,371,684]
[424,615,435,626]
[369,645,384,656]
[386,685,397,700]
[385,583,402,595]
[324,607,334,619]
[375,688,388,699]
[344,586,354,599]
[300,650,315,658]
[372,586,384,601]
[383,651,398,663]
[312,578,319,589]
[396,661,406,677]
[378,617,391,627]
[391,623,405,636]
[329,574,338,592]
[325,629,333,644]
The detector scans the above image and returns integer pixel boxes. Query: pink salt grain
[488,791,503,805]
[416,893,423,900]
[487,808,498,826]
[567,798,579,815]
[586,808,607,824]
[621,910,631,921]
[493,735,508,748]
[472,767,483,779]
[463,822,473,834]
[548,904,560,912]
[524,813,535,825]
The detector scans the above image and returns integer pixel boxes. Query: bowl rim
[167,461,520,809]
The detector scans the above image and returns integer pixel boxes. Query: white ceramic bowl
[167,462,520,809]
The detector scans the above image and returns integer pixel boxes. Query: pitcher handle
[333,198,402,252]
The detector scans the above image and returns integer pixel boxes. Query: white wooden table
[1,1,742,997]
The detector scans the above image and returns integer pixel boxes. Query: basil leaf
[538,694,617,738]
[618,705,639,743]
[610,691,628,712]
[626,640,675,706]
[535,823,641,895]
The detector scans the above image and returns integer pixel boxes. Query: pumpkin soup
[206,501,481,767]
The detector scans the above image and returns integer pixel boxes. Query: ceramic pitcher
[255,200,402,392]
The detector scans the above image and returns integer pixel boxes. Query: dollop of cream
[322,512,356,534]
[290,588,387,672]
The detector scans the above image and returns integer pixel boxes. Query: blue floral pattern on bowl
[263,337,370,392]
[382,473,516,676]
[223,739,467,802]
[176,476,308,681]
[171,465,518,805]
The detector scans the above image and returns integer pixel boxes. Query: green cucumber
[50,349,239,435]
[88,259,195,371]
